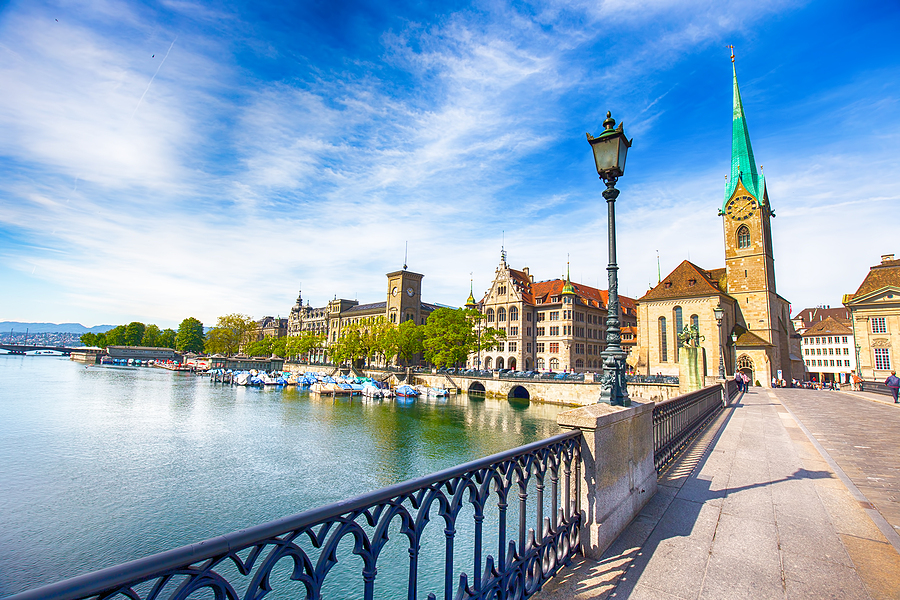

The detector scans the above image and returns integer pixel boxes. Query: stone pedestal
[678,346,703,393]
[557,399,657,559]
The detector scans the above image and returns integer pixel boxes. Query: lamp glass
[590,132,628,177]
[713,305,724,321]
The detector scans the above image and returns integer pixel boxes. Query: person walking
[886,370,900,403]
[734,371,744,393]
[742,371,751,391]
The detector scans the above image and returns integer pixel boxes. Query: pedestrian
[885,370,900,403]
[742,371,750,391]
[734,371,743,393]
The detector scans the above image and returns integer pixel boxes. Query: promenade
[536,387,900,599]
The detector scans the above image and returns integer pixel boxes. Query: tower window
[659,317,668,362]
[737,225,751,249]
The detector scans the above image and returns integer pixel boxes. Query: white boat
[233,372,252,386]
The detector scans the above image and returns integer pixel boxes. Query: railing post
[557,398,657,559]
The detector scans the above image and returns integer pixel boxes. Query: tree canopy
[205,314,255,355]
[421,308,505,368]
[176,317,205,353]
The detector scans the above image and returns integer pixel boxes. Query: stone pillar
[557,399,657,559]
[678,346,703,393]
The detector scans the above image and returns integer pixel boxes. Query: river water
[0,356,567,597]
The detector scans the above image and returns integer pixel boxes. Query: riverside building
[468,251,637,373]
[633,57,802,387]
[843,253,900,380]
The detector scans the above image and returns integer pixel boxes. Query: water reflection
[0,357,566,597]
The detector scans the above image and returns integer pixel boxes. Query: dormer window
[664,281,672,289]
[688,279,696,286]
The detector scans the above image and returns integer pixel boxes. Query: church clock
[725,195,757,221]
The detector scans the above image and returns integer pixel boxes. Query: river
[0,355,567,597]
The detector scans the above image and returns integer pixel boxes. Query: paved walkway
[535,388,900,599]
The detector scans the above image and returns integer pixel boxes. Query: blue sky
[1,0,898,329]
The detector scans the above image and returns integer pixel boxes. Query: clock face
[391,287,398,297]
[406,287,415,297]
[725,195,757,221]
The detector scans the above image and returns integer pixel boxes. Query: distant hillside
[0,322,116,334]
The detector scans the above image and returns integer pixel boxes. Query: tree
[142,324,161,347]
[467,308,506,358]
[285,332,325,362]
[124,322,146,346]
[395,320,424,366]
[245,335,286,358]
[422,308,473,368]
[80,332,106,348]
[158,328,177,349]
[205,314,255,355]
[104,325,126,347]
[176,317,205,353]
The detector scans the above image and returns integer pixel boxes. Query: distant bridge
[0,344,78,355]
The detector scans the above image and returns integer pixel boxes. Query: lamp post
[587,111,633,406]
[713,304,726,380]
[731,331,738,376]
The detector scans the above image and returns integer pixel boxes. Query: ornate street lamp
[713,304,726,380]
[587,111,633,406]
[731,331,738,376]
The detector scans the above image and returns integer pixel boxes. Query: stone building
[470,252,637,373]
[799,316,855,384]
[843,254,900,380]
[791,306,850,336]
[254,316,287,341]
[634,58,802,387]
[285,266,442,363]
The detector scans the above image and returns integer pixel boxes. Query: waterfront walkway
[536,387,900,599]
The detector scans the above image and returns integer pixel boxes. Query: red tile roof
[639,260,726,302]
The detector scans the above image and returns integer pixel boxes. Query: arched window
[549,358,560,371]
[496,357,504,370]
[498,307,507,322]
[737,225,751,249]
[691,314,699,330]
[575,359,584,369]
[484,356,493,369]
[536,357,545,370]
[509,306,519,321]
[673,306,683,362]
[486,308,495,322]
[659,317,668,362]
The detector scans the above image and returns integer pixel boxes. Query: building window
[498,285,506,295]
[508,342,517,352]
[673,307,683,362]
[550,312,560,321]
[875,348,891,370]
[549,342,559,353]
[575,343,584,354]
[830,360,835,367]
[536,343,545,353]
[526,342,532,352]
[537,312,545,322]
[536,357,545,369]
[526,313,532,321]
[509,306,519,321]
[537,327,545,336]
[872,317,887,333]
[737,225,751,249]
[576,312,584,322]
[843,348,849,355]
[576,359,584,369]
[550,326,559,336]
[691,314,699,330]
[497,342,505,352]
[549,358,559,370]
[486,308,495,322]
[844,360,850,367]
[510,326,518,336]
[842,336,848,343]
[659,317,668,362]
[806,360,810,366]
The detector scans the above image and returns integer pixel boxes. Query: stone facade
[470,253,637,373]
[285,267,442,363]
[634,60,801,388]
[843,254,900,380]
[799,316,856,383]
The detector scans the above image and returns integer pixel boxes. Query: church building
[634,57,802,387]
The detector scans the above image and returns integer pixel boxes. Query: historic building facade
[800,316,855,384]
[843,254,900,380]
[285,266,441,363]
[469,252,637,373]
[634,59,802,387]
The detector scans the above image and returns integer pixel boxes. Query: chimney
[882,254,895,264]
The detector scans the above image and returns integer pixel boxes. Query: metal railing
[8,432,582,600]
[860,380,892,396]
[652,384,728,472]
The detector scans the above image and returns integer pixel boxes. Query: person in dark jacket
[886,370,900,403]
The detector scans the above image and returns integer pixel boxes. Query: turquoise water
[0,356,566,597]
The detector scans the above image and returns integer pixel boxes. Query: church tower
[721,54,779,343]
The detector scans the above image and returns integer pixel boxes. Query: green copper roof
[465,280,476,307]
[561,264,575,295]
[724,62,761,208]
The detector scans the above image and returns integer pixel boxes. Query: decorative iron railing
[652,384,727,472]
[7,432,582,600]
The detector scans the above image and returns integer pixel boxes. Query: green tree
[422,308,504,368]
[205,314,255,355]
[142,324,161,347]
[104,325,126,347]
[176,317,205,353]
[80,332,98,347]
[124,322,146,346]
[395,320,424,366]
[467,308,506,357]
[285,332,325,362]
[158,328,177,349]
[245,336,286,358]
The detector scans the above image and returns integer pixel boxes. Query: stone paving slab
[534,388,900,600]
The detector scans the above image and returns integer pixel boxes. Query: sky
[1,0,898,329]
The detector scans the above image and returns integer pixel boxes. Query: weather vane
[727,44,735,62]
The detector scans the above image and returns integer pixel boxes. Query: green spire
[724,60,761,208]
[465,278,476,308]
[561,262,575,295]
